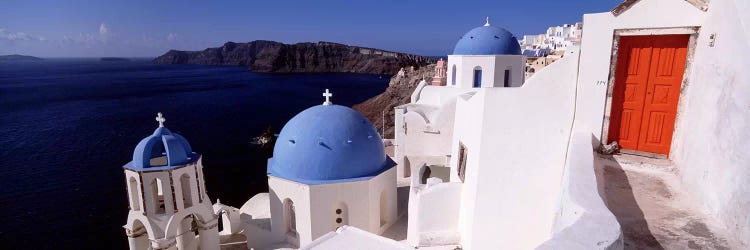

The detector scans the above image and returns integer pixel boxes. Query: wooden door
[608,35,689,155]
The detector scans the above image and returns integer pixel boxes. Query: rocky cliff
[353,64,436,138]
[153,40,435,74]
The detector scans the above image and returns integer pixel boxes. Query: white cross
[484,17,491,27]
[323,89,333,105]
[155,112,166,127]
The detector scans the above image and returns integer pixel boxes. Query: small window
[457,143,468,183]
[473,67,482,88]
[451,65,457,85]
[503,69,511,87]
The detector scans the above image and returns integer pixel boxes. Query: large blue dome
[452,25,521,55]
[126,126,197,171]
[268,104,394,184]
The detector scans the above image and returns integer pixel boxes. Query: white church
[122,0,749,249]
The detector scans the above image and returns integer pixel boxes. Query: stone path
[596,154,739,249]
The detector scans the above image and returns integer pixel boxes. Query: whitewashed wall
[407,181,462,246]
[269,168,397,247]
[269,177,312,245]
[447,55,525,88]
[537,133,623,249]
[451,49,579,249]
[670,0,750,246]
[574,0,706,142]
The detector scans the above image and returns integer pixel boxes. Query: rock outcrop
[0,54,43,61]
[353,64,436,138]
[153,40,435,75]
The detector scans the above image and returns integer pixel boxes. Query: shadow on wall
[595,154,663,250]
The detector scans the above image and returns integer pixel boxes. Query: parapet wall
[537,132,623,249]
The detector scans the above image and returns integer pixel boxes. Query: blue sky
[0,0,621,57]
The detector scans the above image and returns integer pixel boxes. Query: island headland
[153,40,436,74]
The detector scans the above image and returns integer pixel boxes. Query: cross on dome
[484,17,491,27]
[323,89,333,105]
[155,112,166,127]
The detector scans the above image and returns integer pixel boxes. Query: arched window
[503,69,511,87]
[379,190,388,227]
[151,178,165,214]
[473,66,482,88]
[451,65,457,86]
[180,174,193,208]
[129,177,141,211]
[284,199,297,236]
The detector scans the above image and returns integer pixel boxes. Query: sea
[0,58,389,249]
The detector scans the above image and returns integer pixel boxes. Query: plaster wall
[538,133,623,249]
[368,167,397,233]
[447,55,525,88]
[452,49,579,249]
[308,180,370,240]
[268,177,313,245]
[124,159,218,250]
[669,0,750,246]
[407,181,462,246]
[400,104,455,156]
[415,86,473,106]
[394,87,471,178]
[269,168,397,246]
[574,0,706,142]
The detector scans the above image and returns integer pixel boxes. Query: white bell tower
[123,113,219,250]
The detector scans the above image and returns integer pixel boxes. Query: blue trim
[123,153,200,171]
[268,157,396,185]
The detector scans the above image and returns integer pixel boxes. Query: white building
[265,98,397,247]
[520,22,583,52]
[393,18,525,181]
[123,113,220,250]
[121,0,749,248]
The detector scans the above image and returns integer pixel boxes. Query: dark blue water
[0,58,388,249]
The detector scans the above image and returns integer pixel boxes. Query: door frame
[600,27,700,157]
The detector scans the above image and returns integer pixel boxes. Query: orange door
[608,35,689,155]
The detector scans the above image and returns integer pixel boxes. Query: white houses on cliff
[121,0,750,248]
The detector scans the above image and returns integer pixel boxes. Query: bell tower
[122,113,219,250]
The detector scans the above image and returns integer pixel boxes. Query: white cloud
[0,28,46,42]
[166,33,179,42]
[63,23,114,45]
[99,23,109,36]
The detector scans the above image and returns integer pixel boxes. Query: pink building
[431,58,447,86]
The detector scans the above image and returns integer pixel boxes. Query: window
[473,67,482,88]
[180,174,193,208]
[451,65,457,85]
[504,69,511,87]
[457,143,468,183]
[151,178,166,214]
[284,199,297,235]
[129,177,140,211]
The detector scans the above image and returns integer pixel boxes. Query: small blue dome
[268,104,394,184]
[453,25,521,55]
[127,126,197,170]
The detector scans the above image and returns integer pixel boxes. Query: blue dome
[452,25,521,55]
[268,104,394,184]
[127,126,197,171]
